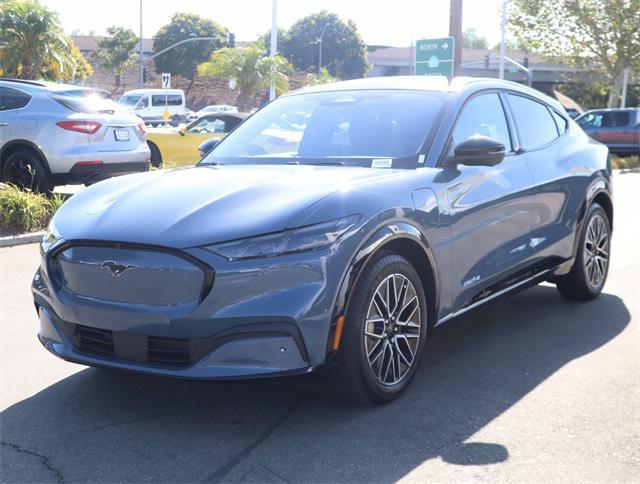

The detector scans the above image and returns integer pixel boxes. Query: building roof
[72,35,154,54]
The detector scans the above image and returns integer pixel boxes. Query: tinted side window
[552,111,567,135]
[577,112,603,128]
[601,111,630,128]
[508,94,558,149]
[0,87,31,111]
[166,95,182,106]
[151,94,182,107]
[452,93,511,149]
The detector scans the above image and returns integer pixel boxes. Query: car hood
[54,164,401,248]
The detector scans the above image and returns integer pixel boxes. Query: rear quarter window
[551,111,568,135]
[0,87,31,111]
[507,94,559,150]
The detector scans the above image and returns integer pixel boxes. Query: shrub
[0,184,64,233]
[611,155,639,170]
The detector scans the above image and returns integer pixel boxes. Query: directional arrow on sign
[442,42,449,50]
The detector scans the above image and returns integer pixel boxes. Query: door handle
[0,123,8,127]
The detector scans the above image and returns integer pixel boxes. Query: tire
[170,115,181,127]
[556,203,611,301]
[147,141,162,168]
[1,148,52,193]
[329,253,428,405]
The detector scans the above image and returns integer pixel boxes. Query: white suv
[0,79,150,192]
[118,89,187,127]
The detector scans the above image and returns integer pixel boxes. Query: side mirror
[447,135,506,167]
[198,137,221,158]
[178,126,187,136]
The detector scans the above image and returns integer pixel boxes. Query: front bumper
[36,305,310,379]
[31,239,349,379]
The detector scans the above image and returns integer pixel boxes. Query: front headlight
[203,215,360,261]
[41,220,62,253]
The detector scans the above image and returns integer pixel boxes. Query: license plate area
[114,128,130,141]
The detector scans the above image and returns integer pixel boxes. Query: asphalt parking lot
[1,172,638,483]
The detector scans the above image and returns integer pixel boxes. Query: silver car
[0,79,150,192]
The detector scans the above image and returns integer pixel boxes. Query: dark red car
[576,108,640,156]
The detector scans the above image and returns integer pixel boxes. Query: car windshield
[201,89,446,168]
[118,95,142,106]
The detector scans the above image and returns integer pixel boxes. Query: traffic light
[143,68,150,84]
[484,54,490,68]
[227,32,235,48]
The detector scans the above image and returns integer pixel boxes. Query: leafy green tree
[463,28,489,49]
[152,13,227,80]
[198,41,292,110]
[280,11,368,79]
[509,0,640,107]
[92,26,138,90]
[0,0,87,80]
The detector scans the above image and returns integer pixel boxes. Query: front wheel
[556,203,611,300]
[330,254,428,405]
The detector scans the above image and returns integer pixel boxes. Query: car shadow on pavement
[0,285,631,483]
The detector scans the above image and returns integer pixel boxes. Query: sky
[41,0,505,47]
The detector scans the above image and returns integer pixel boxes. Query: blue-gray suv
[32,77,613,404]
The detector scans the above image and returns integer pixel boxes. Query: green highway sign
[415,37,455,78]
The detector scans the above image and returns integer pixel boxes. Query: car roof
[286,75,564,112]
[580,107,639,113]
[0,78,103,94]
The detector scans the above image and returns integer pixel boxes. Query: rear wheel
[147,141,162,168]
[1,148,51,193]
[556,203,611,300]
[330,254,428,404]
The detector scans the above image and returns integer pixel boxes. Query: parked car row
[0,80,246,191]
[1,77,636,196]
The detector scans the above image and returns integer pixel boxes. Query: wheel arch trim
[327,221,440,357]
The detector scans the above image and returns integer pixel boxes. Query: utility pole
[269,0,277,101]
[139,0,144,87]
[499,0,508,80]
[449,0,463,76]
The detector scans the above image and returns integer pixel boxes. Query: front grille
[76,325,115,357]
[148,336,191,366]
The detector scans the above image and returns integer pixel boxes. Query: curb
[0,231,44,248]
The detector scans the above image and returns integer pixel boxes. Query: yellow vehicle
[145,113,247,167]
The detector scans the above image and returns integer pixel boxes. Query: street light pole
[139,0,144,87]
[317,22,330,76]
[499,0,508,80]
[269,0,278,101]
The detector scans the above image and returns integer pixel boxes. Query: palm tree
[198,41,292,110]
[0,0,70,79]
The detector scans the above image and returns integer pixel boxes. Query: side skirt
[435,266,556,327]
